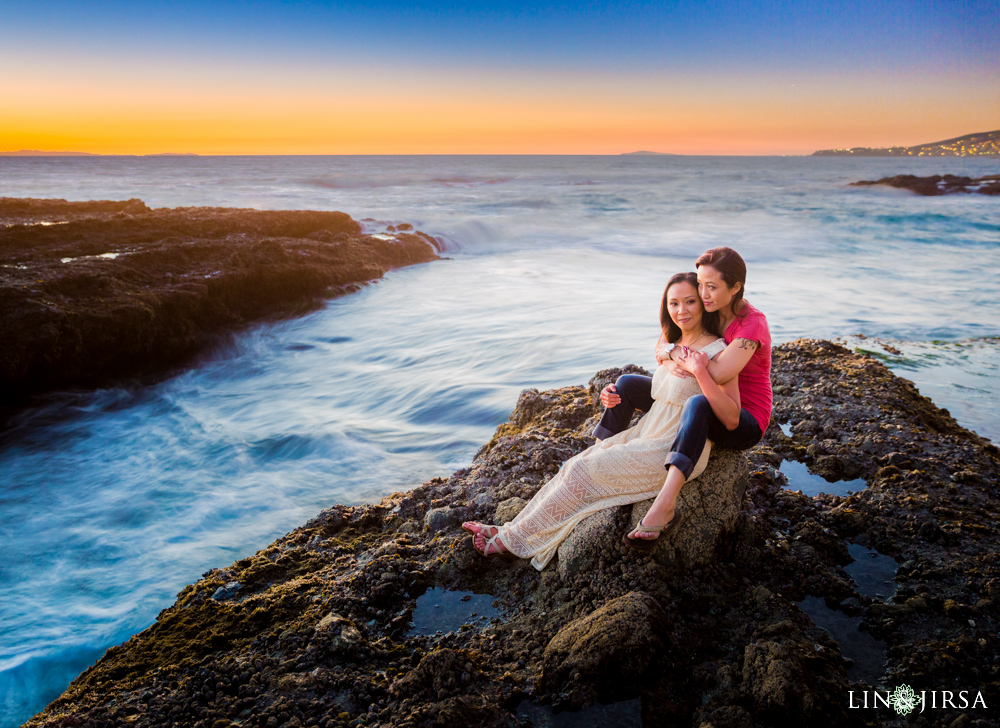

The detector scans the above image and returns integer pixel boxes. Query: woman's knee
[615,373,643,391]
[614,374,651,407]
[681,394,712,420]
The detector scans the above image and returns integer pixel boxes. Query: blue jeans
[594,374,654,441]
[595,376,762,477]
[665,395,762,478]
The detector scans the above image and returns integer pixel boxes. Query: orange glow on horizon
[2,63,997,156]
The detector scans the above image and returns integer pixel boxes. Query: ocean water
[1,155,998,725]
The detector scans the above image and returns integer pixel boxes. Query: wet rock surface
[26,340,1000,727]
[849,174,1000,196]
[0,197,440,406]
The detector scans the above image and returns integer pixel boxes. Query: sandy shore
[24,339,1000,728]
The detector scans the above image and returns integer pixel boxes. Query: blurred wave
[840,336,1000,443]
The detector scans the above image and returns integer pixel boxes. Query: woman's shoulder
[737,299,767,323]
[700,336,726,357]
[731,300,770,339]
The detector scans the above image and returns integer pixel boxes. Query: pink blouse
[724,301,772,434]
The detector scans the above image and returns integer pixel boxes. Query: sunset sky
[1,0,997,155]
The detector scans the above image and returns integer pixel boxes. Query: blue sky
[1,0,997,153]
[6,0,996,72]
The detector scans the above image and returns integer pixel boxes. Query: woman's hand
[686,347,743,431]
[678,347,709,375]
[665,345,695,379]
[600,384,622,408]
[654,336,672,365]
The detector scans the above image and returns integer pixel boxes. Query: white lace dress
[499,338,727,570]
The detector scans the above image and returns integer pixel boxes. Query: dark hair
[696,246,747,316]
[660,272,721,343]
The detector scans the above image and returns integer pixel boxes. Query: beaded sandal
[462,522,512,559]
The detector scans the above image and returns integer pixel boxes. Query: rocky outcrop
[540,592,668,707]
[25,341,1000,728]
[555,507,625,580]
[493,497,529,525]
[629,448,748,570]
[850,174,1000,196]
[0,197,440,405]
[549,448,748,578]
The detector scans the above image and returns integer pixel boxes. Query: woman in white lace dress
[463,272,742,570]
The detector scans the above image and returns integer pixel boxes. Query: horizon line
[6,129,995,159]
[0,151,839,158]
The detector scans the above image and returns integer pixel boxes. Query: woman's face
[697,264,739,313]
[667,281,703,330]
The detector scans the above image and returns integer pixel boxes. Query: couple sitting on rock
[463,246,772,570]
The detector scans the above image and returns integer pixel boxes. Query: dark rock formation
[25,341,1000,727]
[540,591,669,707]
[0,198,440,405]
[850,174,1000,196]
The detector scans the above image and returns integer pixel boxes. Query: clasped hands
[667,345,708,378]
[600,344,707,408]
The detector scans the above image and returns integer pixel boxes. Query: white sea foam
[59,252,120,263]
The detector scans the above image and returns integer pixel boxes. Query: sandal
[622,509,681,551]
[462,522,512,558]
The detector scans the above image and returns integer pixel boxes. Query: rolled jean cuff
[665,451,695,479]
[593,423,615,441]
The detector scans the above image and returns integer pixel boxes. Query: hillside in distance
[620,150,680,156]
[0,150,98,156]
[0,150,199,157]
[813,129,1000,157]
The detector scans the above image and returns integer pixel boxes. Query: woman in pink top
[599,247,772,547]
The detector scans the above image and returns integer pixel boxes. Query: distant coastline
[0,150,98,157]
[3,142,996,158]
[0,150,200,157]
[813,129,1000,157]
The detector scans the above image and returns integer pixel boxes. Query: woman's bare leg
[627,465,686,540]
